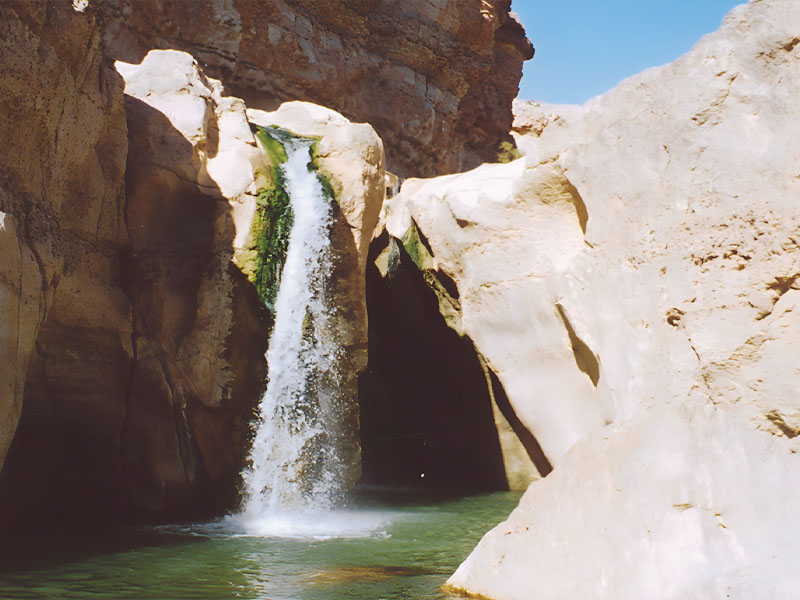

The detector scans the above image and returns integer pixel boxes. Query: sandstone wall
[97,0,533,178]
[0,6,263,519]
[0,1,384,521]
[0,3,130,480]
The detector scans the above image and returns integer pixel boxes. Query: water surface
[0,491,521,599]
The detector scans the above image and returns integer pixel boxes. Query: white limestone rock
[385,0,800,595]
[116,49,261,201]
[446,407,800,600]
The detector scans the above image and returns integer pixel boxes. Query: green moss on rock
[401,220,435,271]
[496,140,522,164]
[254,125,289,165]
[253,168,293,314]
[242,126,294,335]
[240,126,340,337]
[396,222,463,334]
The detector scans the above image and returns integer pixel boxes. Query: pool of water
[0,491,521,599]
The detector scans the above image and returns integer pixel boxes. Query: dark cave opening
[357,232,510,497]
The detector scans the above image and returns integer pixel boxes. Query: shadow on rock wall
[0,94,266,528]
[358,232,509,495]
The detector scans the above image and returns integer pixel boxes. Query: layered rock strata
[383,0,800,595]
[97,0,533,178]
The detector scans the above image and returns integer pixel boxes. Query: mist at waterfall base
[0,492,522,599]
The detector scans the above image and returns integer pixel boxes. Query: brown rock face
[0,3,130,483]
[118,92,266,517]
[0,6,262,523]
[99,0,533,178]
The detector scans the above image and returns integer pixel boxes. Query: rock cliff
[0,3,130,498]
[0,0,384,521]
[97,0,533,178]
[382,0,800,595]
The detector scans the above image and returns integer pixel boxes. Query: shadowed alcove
[358,232,511,496]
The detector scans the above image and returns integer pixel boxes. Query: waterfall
[238,135,348,525]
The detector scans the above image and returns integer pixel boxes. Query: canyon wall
[0,0,390,521]
[0,3,131,495]
[97,0,533,178]
[382,0,800,595]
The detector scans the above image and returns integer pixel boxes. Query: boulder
[384,0,800,594]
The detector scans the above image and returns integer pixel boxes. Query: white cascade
[238,136,348,531]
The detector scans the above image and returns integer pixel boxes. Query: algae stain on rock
[236,125,340,340]
[236,126,293,337]
[398,221,464,335]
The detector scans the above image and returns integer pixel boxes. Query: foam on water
[223,509,394,540]
[160,509,397,541]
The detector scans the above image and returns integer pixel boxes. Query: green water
[0,492,520,600]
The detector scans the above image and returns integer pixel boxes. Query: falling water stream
[230,135,356,537]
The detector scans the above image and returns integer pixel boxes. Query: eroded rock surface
[448,407,800,599]
[384,0,800,595]
[0,3,130,483]
[97,0,533,178]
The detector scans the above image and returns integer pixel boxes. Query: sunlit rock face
[97,0,533,178]
[449,407,800,599]
[384,0,800,595]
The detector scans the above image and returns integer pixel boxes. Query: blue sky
[512,0,744,104]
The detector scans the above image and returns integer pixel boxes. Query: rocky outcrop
[114,50,269,515]
[97,0,533,178]
[383,0,800,595]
